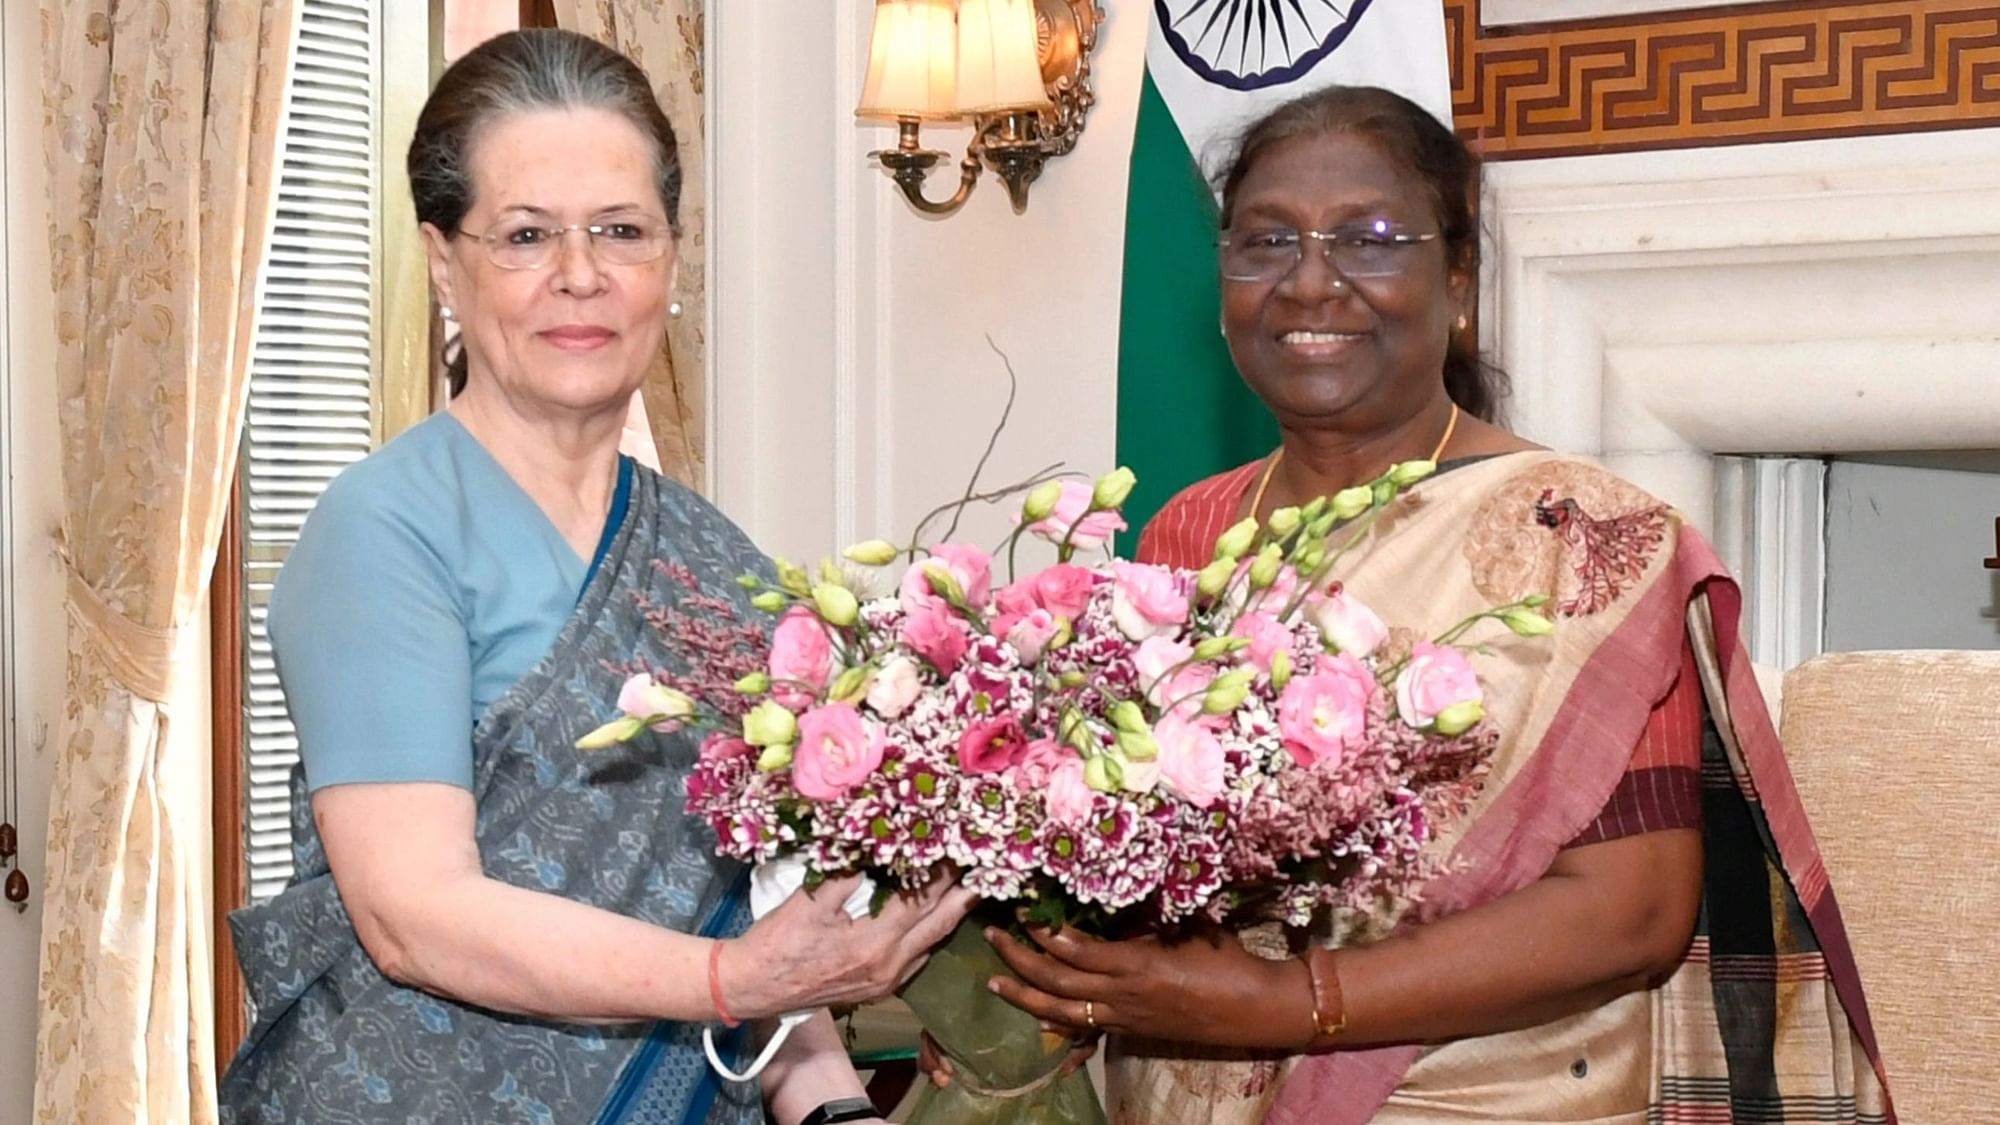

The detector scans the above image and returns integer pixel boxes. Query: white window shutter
[241,0,379,904]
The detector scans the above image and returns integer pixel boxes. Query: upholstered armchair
[1781,650,2000,1124]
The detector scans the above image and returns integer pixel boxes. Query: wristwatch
[799,1097,880,1125]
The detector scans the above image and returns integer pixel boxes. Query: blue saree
[220,466,771,1125]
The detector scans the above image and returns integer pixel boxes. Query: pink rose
[1110,560,1190,641]
[1045,757,1095,824]
[865,655,923,720]
[1230,612,1294,674]
[1005,608,1061,664]
[1278,656,1378,769]
[899,543,994,614]
[987,579,1041,643]
[768,608,833,708]
[1133,636,1193,705]
[791,703,886,800]
[1031,564,1100,620]
[1396,643,1483,729]
[901,603,969,674]
[616,672,696,730]
[1008,738,1072,790]
[959,714,1029,775]
[1153,714,1226,808]
[699,734,753,764]
[1306,588,1389,659]
[1020,480,1128,551]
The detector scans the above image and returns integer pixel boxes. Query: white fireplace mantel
[1484,128,2000,540]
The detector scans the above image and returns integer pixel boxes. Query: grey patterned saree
[220,469,769,1125]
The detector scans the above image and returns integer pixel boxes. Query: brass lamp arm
[877,146,981,217]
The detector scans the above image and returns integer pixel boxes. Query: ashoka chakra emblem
[1155,0,1374,91]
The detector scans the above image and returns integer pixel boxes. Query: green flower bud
[1022,480,1063,523]
[1522,593,1553,608]
[1213,517,1259,561]
[1299,496,1329,525]
[774,558,812,596]
[1084,754,1123,793]
[1269,649,1294,692]
[750,590,788,614]
[1059,669,1088,689]
[923,564,967,608]
[1108,700,1150,735]
[743,700,798,747]
[1306,512,1339,540]
[1196,558,1236,600]
[1048,615,1074,652]
[755,742,796,772]
[1203,668,1256,715]
[1193,635,1250,662]
[1433,700,1485,737]
[1115,728,1160,763]
[1502,607,1555,637]
[1265,506,1303,540]
[733,672,772,695]
[842,539,901,567]
[1248,544,1284,591]
[1331,487,1373,521]
[818,557,846,585]
[1371,480,1398,508]
[575,715,645,750]
[1059,709,1091,750]
[1389,459,1438,488]
[1294,542,1326,576]
[811,583,860,628]
[734,574,764,590]
[828,665,872,703]
[1091,466,1137,511]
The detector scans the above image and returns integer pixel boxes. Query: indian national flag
[1115,1,1454,542]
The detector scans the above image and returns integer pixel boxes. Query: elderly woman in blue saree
[218,31,968,1125]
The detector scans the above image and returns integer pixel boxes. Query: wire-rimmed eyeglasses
[1218,220,1439,283]
[455,217,674,271]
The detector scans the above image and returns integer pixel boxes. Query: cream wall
[708,0,1142,565]
[1,6,65,1118]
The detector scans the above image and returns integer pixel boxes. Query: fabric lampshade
[954,0,1052,115]
[856,0,961,121]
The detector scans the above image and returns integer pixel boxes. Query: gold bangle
[1302,947,1347,1045]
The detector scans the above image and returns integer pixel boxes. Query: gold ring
[1084,1000,1097,1029]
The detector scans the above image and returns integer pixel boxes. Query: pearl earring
[1455,314,1468,331]
[440,305,455,321]
[668,300,684,318]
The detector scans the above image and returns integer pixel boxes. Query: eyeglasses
[455,217,674,271]
[1218,220,1440,283]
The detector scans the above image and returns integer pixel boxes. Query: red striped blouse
[1135,462,1702,848]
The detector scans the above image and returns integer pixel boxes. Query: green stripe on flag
[1114,69,1277,552]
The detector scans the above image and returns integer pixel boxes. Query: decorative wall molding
[1448,0,2000,159]
[1711,457,1827,669]
[1482,126,2000,537]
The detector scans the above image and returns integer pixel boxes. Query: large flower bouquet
[583,461,1552,1124]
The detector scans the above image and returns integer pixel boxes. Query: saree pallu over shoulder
[220,469,767,1125]
[1109,452,1892,1125]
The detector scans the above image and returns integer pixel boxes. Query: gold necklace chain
[1246,403,1460,522]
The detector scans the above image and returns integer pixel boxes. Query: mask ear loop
[704,1010,812,1083]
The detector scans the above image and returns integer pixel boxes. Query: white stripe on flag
[1146,1,1452,179]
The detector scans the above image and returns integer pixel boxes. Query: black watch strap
[798,1096,879,1125]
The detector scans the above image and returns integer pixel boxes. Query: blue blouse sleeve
[267,476,475,793]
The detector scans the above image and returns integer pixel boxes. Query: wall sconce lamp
[856,0,1104,216]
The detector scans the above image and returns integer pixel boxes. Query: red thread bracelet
[708,939,740,1028]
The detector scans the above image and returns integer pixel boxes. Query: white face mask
[702,857,877,1084]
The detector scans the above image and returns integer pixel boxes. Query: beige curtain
[555,0,708,488]
[34,1,296,1121]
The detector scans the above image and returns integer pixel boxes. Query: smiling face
[1219,131,1469,434]
[421,106,675,419]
